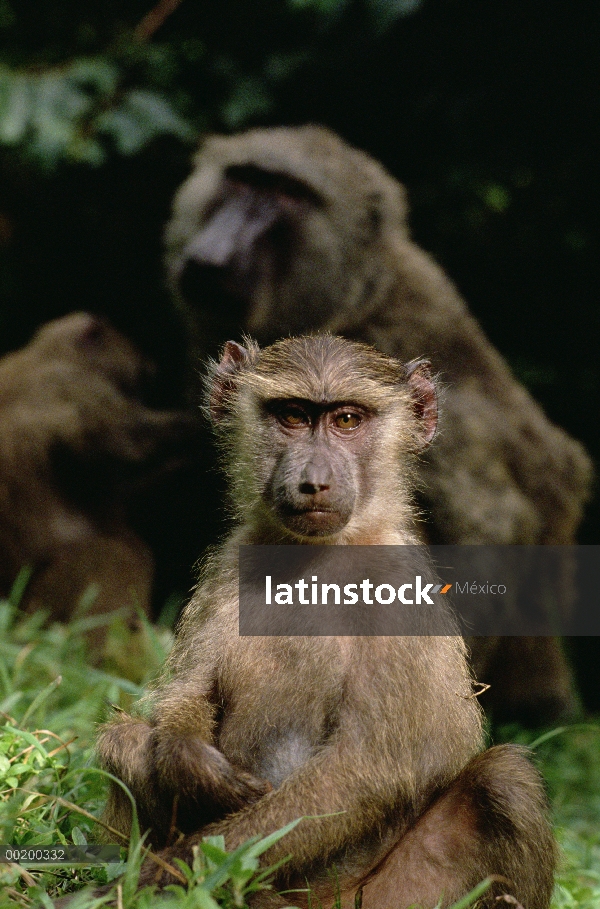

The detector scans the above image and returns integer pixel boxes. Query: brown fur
[0,312,197,635]
[97,336,556,909]
[165,125,594,723]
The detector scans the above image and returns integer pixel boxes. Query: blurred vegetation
[0,0,598,680]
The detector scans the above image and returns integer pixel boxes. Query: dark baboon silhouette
[0,312,198,635]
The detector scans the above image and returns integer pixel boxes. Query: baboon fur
[165,124,594,722]
[0,312,197,630]
[98,336,556,909]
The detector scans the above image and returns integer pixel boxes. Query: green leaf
[200,841,228,863]
[124,89,194,141]
[20,676,62,725]
[482,183,511,214]
[68,134,105,166]
[447,877,492,908]
[8,566,33,607]
[0,70,31,145]
[71,826,87,846]
[188,888,222,909]
[242,818,301,859]
[2,725,50,760]
[68,58,119,96]
[201,850,242,891]
[73,583,100,617]
[222,77,273,130]
[96,107,152,155]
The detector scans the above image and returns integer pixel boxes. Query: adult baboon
[165,125,593,721]
[98,336,555,909]
[0,312,198,632]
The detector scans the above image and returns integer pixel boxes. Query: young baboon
[0,312,198,630]
[97,336,556,909]
[165,125,594,722]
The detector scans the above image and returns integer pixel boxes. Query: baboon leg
[224,746,555,909]
[338,744,556,909]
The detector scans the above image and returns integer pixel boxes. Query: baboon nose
[299,462,332,495]
[299,480,330,494]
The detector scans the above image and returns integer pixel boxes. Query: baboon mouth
[179,261,251,317]
[284,506,337,517]
[298,507,335,514]
[280,506,349,537]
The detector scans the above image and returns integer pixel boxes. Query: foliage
[0,57,194,167]
[495,723,600,908]
[0,0,420,169]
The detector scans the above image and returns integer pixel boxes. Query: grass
[527,726,600,908]
[0,589,599,907]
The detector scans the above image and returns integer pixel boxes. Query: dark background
[1,0,598,690]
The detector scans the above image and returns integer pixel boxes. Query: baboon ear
[406,359,437,449]
[209,341,252,422]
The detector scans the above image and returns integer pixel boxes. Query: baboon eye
[334,412,361,430]
[279,406,309,426]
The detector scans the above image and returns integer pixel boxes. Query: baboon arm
[196,656,475,876]
[157,670,424,879]
[149,655,222,741]
[144,738,397,888]
[98,668,221,844]
[99,662,219,786]
[203,741,396,870]
[97,715,154,794]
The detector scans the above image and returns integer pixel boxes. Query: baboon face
[32,312,154,395]
[261,398,370,537]
[209,335,436,540]
[166,126,406,343]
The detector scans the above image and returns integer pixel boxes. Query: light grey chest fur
[216,638,345,787]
